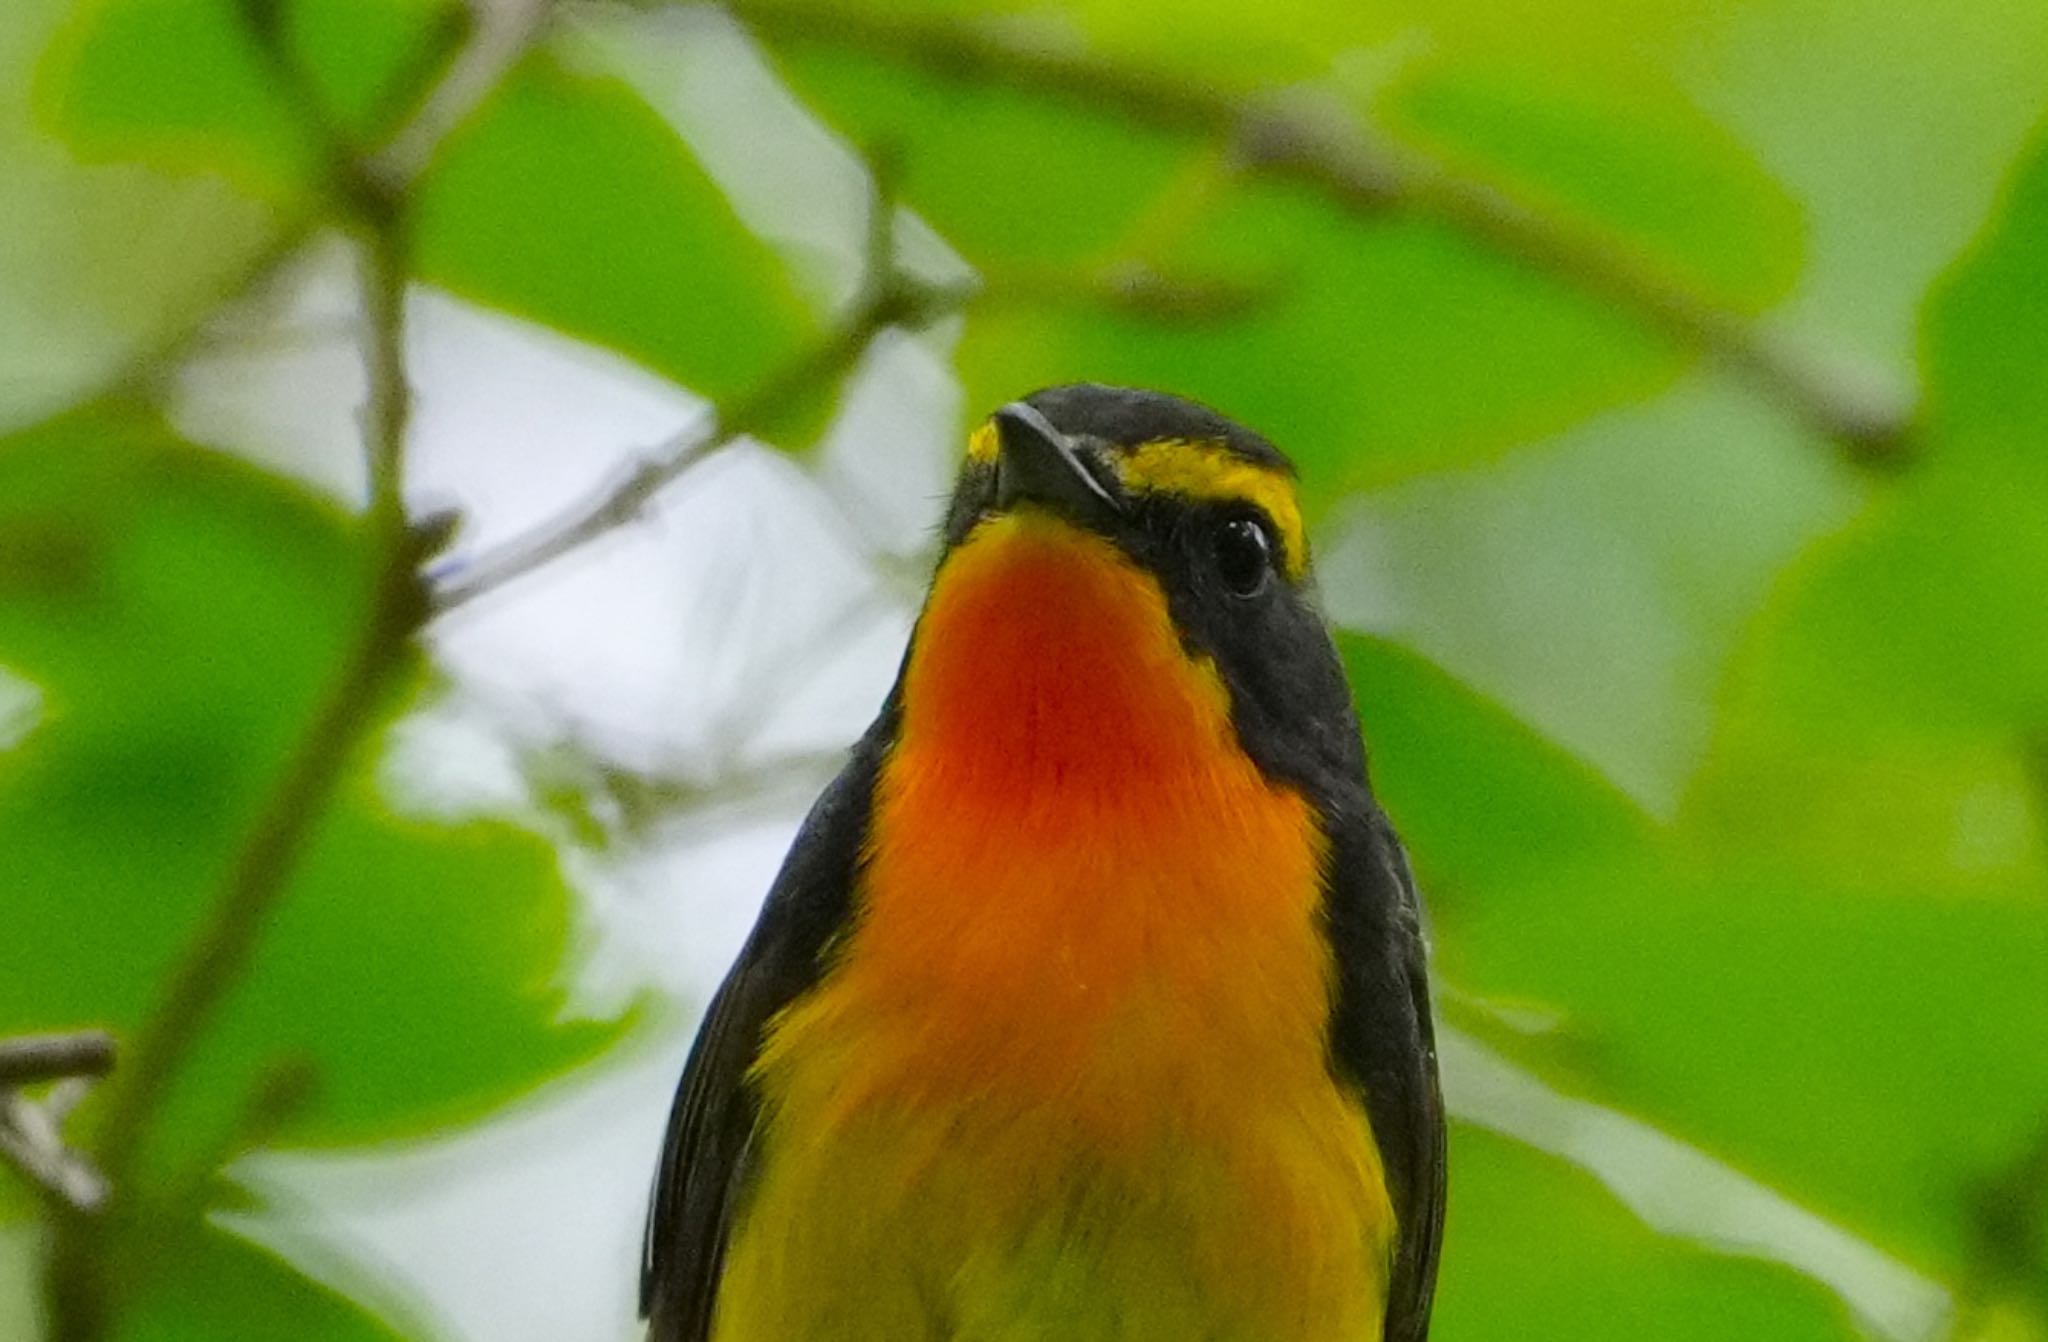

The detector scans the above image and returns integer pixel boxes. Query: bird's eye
[1212,516,1273,597]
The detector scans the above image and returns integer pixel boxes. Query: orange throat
[771,512,1335,1139]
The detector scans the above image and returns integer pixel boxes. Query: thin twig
[88,546,429,1192]
[715,0,1916,469]
[428,154,974,614]
[0,1034,116,1217]
[0,1033,116,1089]
[371,0,555,184]
[53,0,494,426]
[43,308,435,1342]
[79,4,432,1192]
[358,220,413,522]
[40,12,453,1342]
[0,1088,108,1215]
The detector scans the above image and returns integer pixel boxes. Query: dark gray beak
[992,401,1123,525]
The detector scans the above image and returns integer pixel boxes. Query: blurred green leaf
[1338,632,1657,897]
[42,0,313,197]
[0,0,279,430]
[769,30,1801,490]
[1583,128,2048,1282]
[44,0,821,414]
[1443,859,2048,1282]
[962,184,1673,492]
[0,404,627,1178]
[40,0,454,202]
[108,1221,412,1342]
[772,42,1194,268]
[0,1216,429,1342]
[1434,1125,1857,1342]
[1384,63,1804,311]
[0,1224,37,1342]
[1321,375,1859,809]
[412,48,821,408]
[1716,124,2048,742]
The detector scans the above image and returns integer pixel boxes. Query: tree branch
[0,1085,107,1217]
[714,0,1915,470]
[429,153,974,615]
[0,1034,116,1215]
[62,0,507,427]
[0,1033,115,1090]
[39,11,456,1341]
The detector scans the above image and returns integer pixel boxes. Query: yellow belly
[711,1052,1390,1342]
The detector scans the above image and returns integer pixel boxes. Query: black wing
[1323,800,1447,1342]
[640,719,889,1342]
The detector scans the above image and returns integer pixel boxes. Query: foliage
[1,0,2044,1340]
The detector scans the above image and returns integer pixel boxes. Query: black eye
[1212,516,1273,597]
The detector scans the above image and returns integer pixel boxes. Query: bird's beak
[992,402,1123,525]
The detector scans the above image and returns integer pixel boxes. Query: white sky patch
[563,3,972,312]
[1443,1028,1951,1342]
[166,239,371,503]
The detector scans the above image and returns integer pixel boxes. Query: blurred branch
[85,219,429,1202]
[0,1079,107,1216]
[0,1033,115,1090]
[981,258,1283,325]
[1964,1122,2048,1319]
[716,0,1917,471]
[72,0,541,424]
[40,13,451,1342]
[429,153,974,614]
[0,1032,116,1214]
[372,0,555,183]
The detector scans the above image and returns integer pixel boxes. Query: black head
[932,383,1367,799]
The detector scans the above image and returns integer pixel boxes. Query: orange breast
[764,511,1342,1144]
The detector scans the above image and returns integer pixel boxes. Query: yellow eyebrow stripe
[1114,439,1307,580]
[967,421,1001,465]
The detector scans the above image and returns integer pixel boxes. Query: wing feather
[640,723,888,1342]
[1322,801,1447,1342]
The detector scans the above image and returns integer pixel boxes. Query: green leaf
[40,0,455,202]
[108,1221,413,1342]
[1,1206,423,1342]
[1337,632,1657,899]
[1333,485,2046,1292]
[1443,859,2048,1282]
[1435,1125,1859,1342]
[1321,375,1860,809]
[1385,63,1804,311]
[0,1223,38,1342]
[412,49,820,407]
[43,1,820,411]
[1922,116,2048,474]
[773,41,1194,268]
[958,181,1674,492]
[0,404,628,1178]
[769,34,1798,489]
[1733,126,2048,740]
[0,0,280,430]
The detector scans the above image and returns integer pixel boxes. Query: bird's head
[904,383,1365,798]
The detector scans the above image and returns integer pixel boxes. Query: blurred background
[2,0,2045,1339]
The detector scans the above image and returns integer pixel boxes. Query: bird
[642,384,1445,1341]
